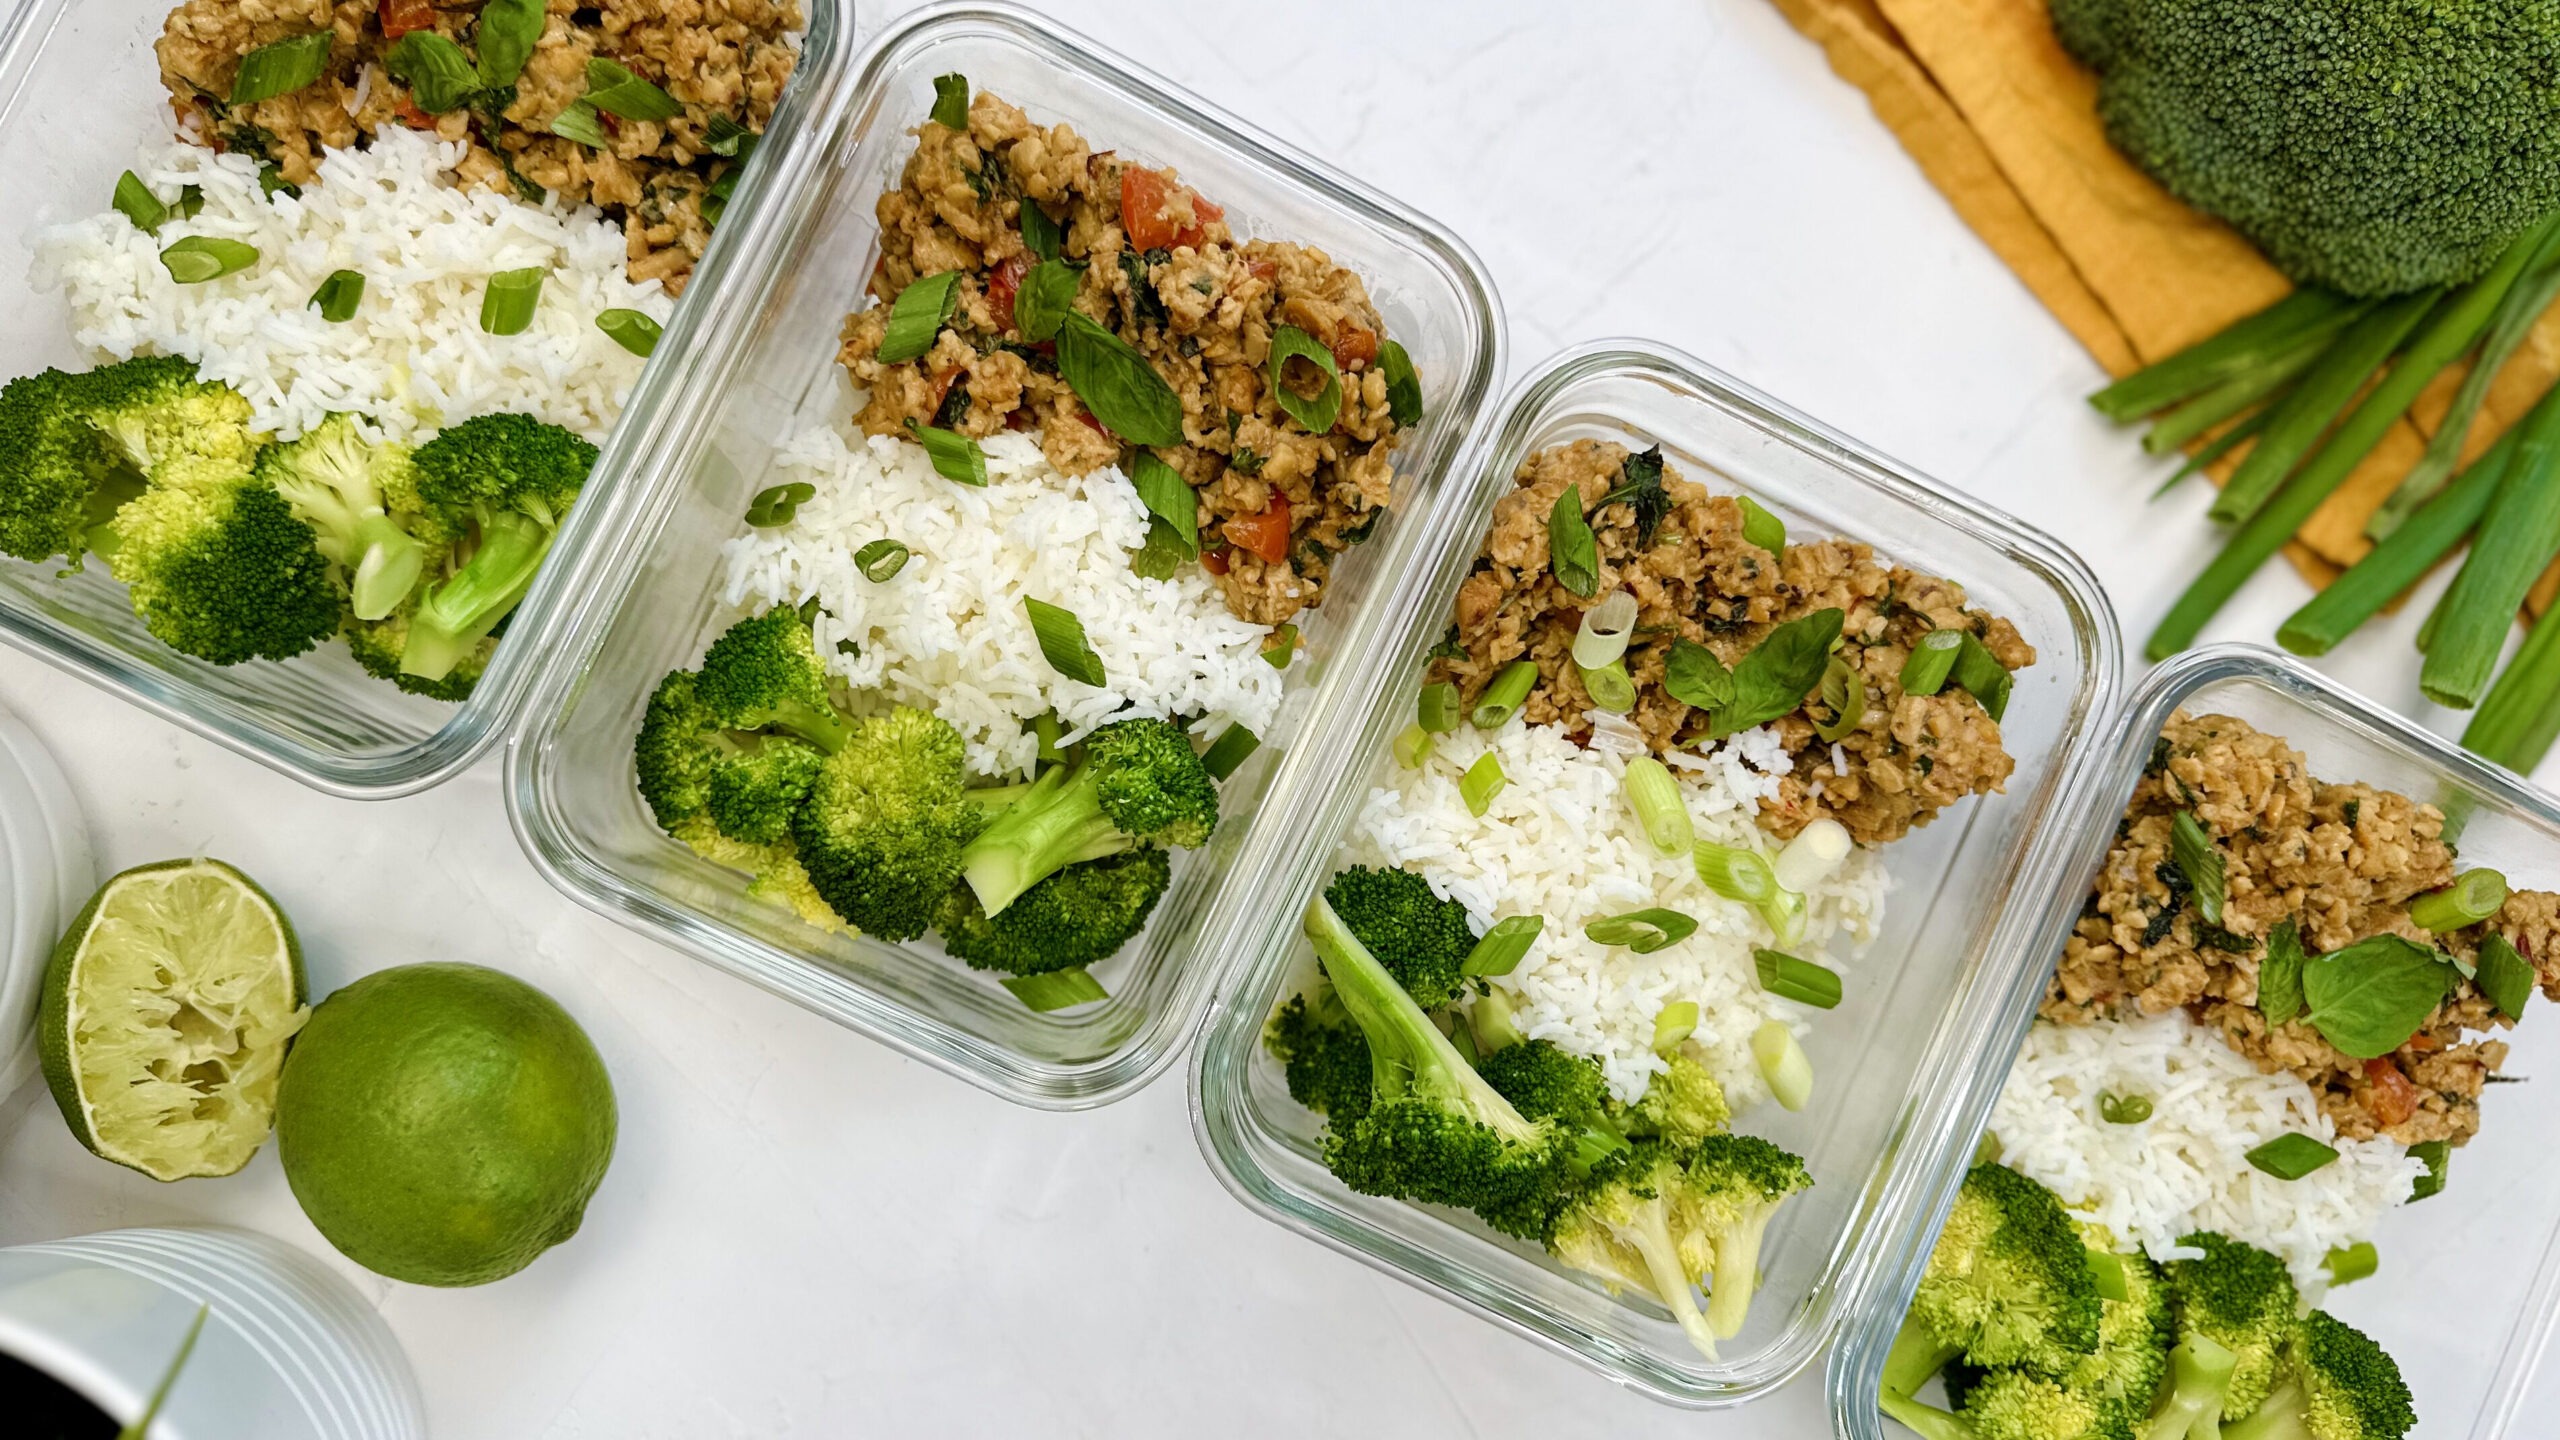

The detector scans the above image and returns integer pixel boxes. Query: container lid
[0,700,92,1094]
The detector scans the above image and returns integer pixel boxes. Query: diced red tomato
[1120,166,1220,251]
[1223,497,1292,565]
[1330,319,1379,369]
[379,0,435,39]
[926,365,965,416]
[1245,257,1278,286]
[1181,197,1224,250]
[2402,1032,2444,1055]
[1200,545,1231,576]
[1003,408,1035,431]
[987,254,1029,332]
[1076,408,1107,436]
[2363,1059,2419,1128]
[396,100,437,130]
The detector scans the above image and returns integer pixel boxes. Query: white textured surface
[3,1,2557,1436]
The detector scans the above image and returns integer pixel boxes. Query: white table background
[1,1,2550,1434]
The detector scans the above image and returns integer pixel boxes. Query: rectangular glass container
[0,0,857,796]
[503,3,1505,1108]
[1188,339,2124,1406]
[1828,644,2560,1440]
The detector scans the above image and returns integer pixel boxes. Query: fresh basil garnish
[1020,201,1062,262]
[307,269,364,322]
[1810,653,1866,743]
[1380,339,1423,427]
[930,72,970,130]
[2258,918,2306,1026]
[476,0,544,87]
[2477,931,2536,1020]
[1024,597,1107,687]
[1012,259,1080,342]
[2171,811,2227,926]
[1664,639,1735,711]
[550,100,609,149]
[386,32,482,113]
[1549,487,1599,598]
[1267,325,1343,435]
[703,113,754,157]
[1705,608,1845,739]
[231,31,333,106]
[2302,933,2457,1059]
[1591,446,1671,547]
[1128,452,1198,555]
[1056,312,1183,446]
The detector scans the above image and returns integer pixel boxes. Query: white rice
[1342,719,1886,1109]
[1989,1009,2425,1290]
[30,129,666,444]
[721,423,1288,779]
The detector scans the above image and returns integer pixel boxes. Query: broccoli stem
[347,513,425,621]
[2089,289,2368,422]
[2217,1382,2303,1440]
[1882,1313,1963,1401]
[1878,1388,1974,1440]
[80,467,150,560]
[2276,425,2514,655]
[961,764,1126,917]
[1705,1202,1777,1340]
[402,510,552,681]
[2144,1335,2239,1440]
[1303,894,1544,1143]
[2420,377,2560,707]
[1623,1196,1722,1363]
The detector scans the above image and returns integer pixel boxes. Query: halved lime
[37,859,308,1182]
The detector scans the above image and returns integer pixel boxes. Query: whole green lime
[275,963,616,1287]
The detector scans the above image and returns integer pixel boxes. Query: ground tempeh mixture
[1429,438,2031,846]
[837,89,1410,627]
[2046,711,2560,1147]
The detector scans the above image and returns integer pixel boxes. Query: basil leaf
[475,0,545,87]
[878,271,961,364]
[1024,598,1107,687]
[703,113,754,157]
[930,72,970,130]
[1020,201,1062,262]
[231,31,332,106]
[584,59,682,122]
[1736,495,1785,554]
[386,32,482,114]
[256,161,299,200]
[1664,639,1735,711]
[1591,447,1671,547]
[550,100,609,149]
[2302,933,2456,1059]
[1380,338,1423,427]
[1129,452,1198,555]
[2171,812,2226,926]
[703,135,754,224]
[1811,653,1865,743]
[1056,312,1183,446]
[1267,325,1343,434]
[1709,608,1845,739]
[1549,487,1599,598]
[113,172,168,234]
[1012,258,1080,342]
[2477,932,2536,1021]
[307,269,364,322]
[2259,918,2306,1026]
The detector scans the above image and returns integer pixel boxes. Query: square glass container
[0,0,857,796]
[503,3,1505,1108]
[1828,644,2560,1440]
[1188,339,2124,1406]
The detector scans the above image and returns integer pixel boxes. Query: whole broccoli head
[2223,1311,2415,1440]
[1321,865,1477,1009]
[1265,986,1373,1121]
[2164,1231,2301,1422]
[934,846,1172,975]
[793,705,982,941]
[1885,1163,2104,1401]
[253,415,424,621]
[959,716,1220,917]
[2049,0,2560,295]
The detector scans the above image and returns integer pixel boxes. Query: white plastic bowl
[0,695,91,1094]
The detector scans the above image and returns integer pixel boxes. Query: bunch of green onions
[2101,207,2560,776]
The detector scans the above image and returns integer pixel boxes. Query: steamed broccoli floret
[1477,1037,1633,1179]
[395,413,595,682]
[2066,1233,2173,1412]
[792,705,982,940]
[344,597,491,701]
[0,357,201,563]
[666,815,842,932]
[2164,1232,2299,1421]
[1618,1052,1731,1145]
[1962,1370,2138,1440]
[2223,1312,2415,1440]
[933,846,1171,975]
[1302,890,1576,1239]
[959,716,1219,916]
[2146,1333,2243,1440]
[253,415,424,620]
[693,605,857,752]
[2048,0,2560,295]
[635,614,848,845]
[1265,986,1372,1121]
[1320,865,1477,1009]
[1885,1164,2105,1401]
[106,470,341,663]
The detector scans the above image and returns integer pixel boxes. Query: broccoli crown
[636,668,720,825]
[694,607,855,753]
[105,463,339,665]
[1084,716,1221,848]
[1617,1052,1731,1145]
[1476,1038,1610,1125]
[407,412,596,526]
[2166,1231,2300,1419]
[792,705,981,941]
[666,815,843,933]
[85,358,261,480]
[934,846,1171,975]
[705,741,826,846]
[2048,0,2560,296]
[2274,1311,2414,1440]
[1321,864,1477,1009]
[959,718,1220,917]
[1961,1369,2137,1440]
[344,599,490,701]
[2066,1230,2173,1407]
[1265,988,1373,1121]
[1907,1163,2106,1377]
[0,357,249,565]
[253,415,385,565]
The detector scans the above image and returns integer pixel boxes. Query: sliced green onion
[2408,1139,2450,1201]
[1652,1000,1699,1054]
[1129,520,1186,580]
[1811,653,1865,742]
[1753,948,1842,1009]
[113,172,168,234]
[1266,325,1343,434]
[2098,1091,2154,1125]
[1772,818,1852,894]
[1462,915,1543,978]
[1129,452,1198,555]
[1952,633,2012,721]
[1736,495,1785,553]
[306,269,363,322]
[1057,312,1184,445]
[173,185,204,221]
[2476,932,2535,1020]
[475,0,544,87]
[256,161,298,200]
[929,72,970,130]
[1901,628,1963,695]
[1201,723,1260,781]
[2322,1242,2378,1287]
[2086,1248,2130,1302]
[1470,660,1539,728]
[1460,753,1507,816]
[386,31,481,113]
[1752,1020,1812,1112]
[1572,590,1639,668]
[743,481,815,528]
[2411,869,2509,932]
[480,266,546,334]
[1417,682,1463,734]
[583,58,682,122]
[1623,756,1692,856]
[159,236,259,284]
[231,30,333,106]
[1391,722,1434,769]
[1548,486,1599,598]
[1024,597,1107,687]
[1579,658,1635,712]
[1471,988,1526,1053]
[2245,1132,2339,1181]
[1002,967,1107,1011]
[1379,339,1423,427]
[1019,201,1062,262]
[902,417,987,486]
[879,271,963,364]
[1261,623,1299,670]
[1012,258,1080,341]
[550,100,609,149]
[597,308,661,356]
[1695,841,1778,906]
[1585,907,1696,954]
[2170,812,2226,926]
[854,539,910,582]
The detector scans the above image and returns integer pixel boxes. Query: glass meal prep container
[1187,338,2125,1406]
[502,3,1505,1108]
[0,0,857,797]
[1828,645,2560,1440]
